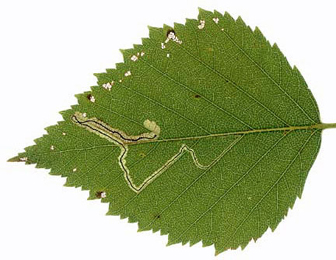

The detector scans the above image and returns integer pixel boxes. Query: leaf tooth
[214,250,221,256]
[236,15,254,35]
[223,11,235,23]
[160,228,169,236]
[128,215,138,224]
[214,243,234,256]
[292,65,303,77]
[173,22,184,30]
[166,234,180,246]
[132,43,142,49]
[152,226,160,233]
[121,48,138,65]
[253,25,273,50]
[105,211,113,216]
[132,44,143,55]
[44,124,60,135]
[271,42,294,70]
[119,212,129,220]
[197,7,213,20]
[181,238,189,246]
[271,42,284,58]
[105,69,115,75]
[119,48,127,55]
[143,26,161,44]
[253,26,266,41]
[63,178,76,188]
[147,25,163,39]
[90,85,100,92]
[59,109,72,117]
[162,23,174,36]
[240,239,252,250]
[88,190,98,200]
[185,18,197,25]
[189,237,201,247]
[85,189,101,201]
[272,42,280,51]
[137,225,150,232]
[147,25,161,31]
[93,72,108,84]
[141,37,152,47]
[115,61,125,71]
[270,219,281,232]
[246,25,254,34]
[75,91,91,104]
[93,72,105,77]
[236,15,246,26]
[106,206,121,216]
[172,23,185,42]
[252,236,259,243]
[35,161,48,170]
[120,47,133,58]
[201,238,213,248]
[68,105,80,118]
[80,184,91,192]
[214,244,226,256]
[34,155,51,169]
[185,18,198,27]
[213,9,224,19]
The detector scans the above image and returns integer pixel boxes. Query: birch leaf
[10,8,336,255]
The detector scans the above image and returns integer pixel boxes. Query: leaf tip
[8,154,30,163]
[7,155,21,162]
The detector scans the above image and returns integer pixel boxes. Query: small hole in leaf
[166,29,175,37]
[194,94,201,99]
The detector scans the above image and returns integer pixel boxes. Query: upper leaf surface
[16,9,321,254]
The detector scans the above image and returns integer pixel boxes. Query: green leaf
[10,8,336,255]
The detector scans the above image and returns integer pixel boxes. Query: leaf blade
[13,9,322,254]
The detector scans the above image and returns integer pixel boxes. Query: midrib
[126,122,336,146]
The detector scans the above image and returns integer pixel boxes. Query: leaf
[10,8,336,255]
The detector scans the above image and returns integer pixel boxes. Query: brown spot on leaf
[95,191,106,198]
[283,130,291,136]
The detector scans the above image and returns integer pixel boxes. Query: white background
[1,0,336,259]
